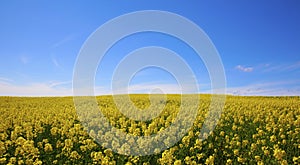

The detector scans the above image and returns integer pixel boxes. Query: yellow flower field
[0,95,299,164]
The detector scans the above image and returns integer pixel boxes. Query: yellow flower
[44,143,53,152]
[270,135,277,143]
[185,156,192,164]
[280,160,288,165]
[104,149,113,158]
[0,158,6,164]
[16,136,26,146]
[174,160,182,165]
[258,129,264,136]
[0,133,7,141]
[257,161,264,165]
[80,145,87,152]
[50,127,58,136]
[64,139,73,147]
[237,157,245,163]
[251,143,257,151]
[182,136,190,146]
[273,148,286,160]
[9,157,17,164]
[232,125,237,131]
[226,159,232,165]
[233,149,239,156]
[205,155,214,165]
[254,155,261,161]
[33,159,43,165]
[91,151,104,162]
[293,156,299,164]
[263,148,270,156]
[242,140,249,147]
[25,159,34,164]
[197,153,204,160]
[18,159,24,164]
[42,139,49,143]
[70,151,81,160]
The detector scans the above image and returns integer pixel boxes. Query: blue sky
[0,0,300,96]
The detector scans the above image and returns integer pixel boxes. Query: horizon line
[0,93,299,98]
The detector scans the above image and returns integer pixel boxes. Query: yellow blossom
[44,143,53,152]
[70,151,81,160]
[205,155,214,165]
[174,160,182,165]
[233,149,239,156]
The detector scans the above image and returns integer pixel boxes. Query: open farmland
[0,95,299,164]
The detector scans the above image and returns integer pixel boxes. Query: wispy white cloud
[108,81,206,95]
[0,80,72,96]
[234,61,300,73]
[52,57,60,67]
[119,83,183,94]
[105,82,180,95]
[0,77,13,83]
[0,79,13,87]
[51,56,65,70]
[51,35,75,48]
[235,65,253,72]
[285,61,300,70]
[224,80,300,96]
[2,78,299,96]
[49,81,72,88]
[262,61,300,72]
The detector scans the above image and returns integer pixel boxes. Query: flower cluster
[0,95,299,164]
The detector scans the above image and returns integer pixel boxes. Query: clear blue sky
[1,0,300,96]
